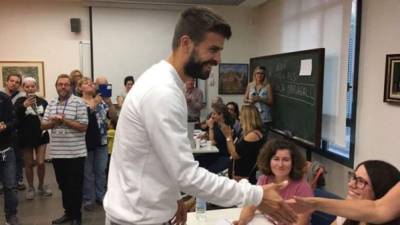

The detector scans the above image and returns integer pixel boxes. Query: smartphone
[97,84,112,97]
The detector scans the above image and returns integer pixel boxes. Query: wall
[355,0,400,168]
[0,0,90,99]
[247,0,352,196]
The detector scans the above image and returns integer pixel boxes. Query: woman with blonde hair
[222,104,265,184]
[244,66,273,130]
[77,77,110,210]
[14,77,52,200]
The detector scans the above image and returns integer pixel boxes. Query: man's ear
[179,35,194,54]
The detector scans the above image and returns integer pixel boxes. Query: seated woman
[222,104,264,184]
[226,101,241,138]
[236,139,313,225]
[332,160,400,225]
[195,102,235,174]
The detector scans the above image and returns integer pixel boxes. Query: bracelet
[226,137,232,142]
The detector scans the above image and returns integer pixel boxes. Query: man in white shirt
[104,6,297,225]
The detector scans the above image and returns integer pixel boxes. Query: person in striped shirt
[42,74,88,225]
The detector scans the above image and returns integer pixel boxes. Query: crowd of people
[0,5,399,225]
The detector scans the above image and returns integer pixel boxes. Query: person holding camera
[78,76,117,211]
[14,77,52,200]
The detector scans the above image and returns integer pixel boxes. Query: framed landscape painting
[0,61,45,97]
[218,63,248,94]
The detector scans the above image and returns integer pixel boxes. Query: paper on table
[299,59,312,76]
[248,214,274,225]
[215,219,232,225]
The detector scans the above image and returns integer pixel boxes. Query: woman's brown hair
[257,138,305,181]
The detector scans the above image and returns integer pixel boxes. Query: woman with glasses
[244,66,273,133]
[332,160,400,225]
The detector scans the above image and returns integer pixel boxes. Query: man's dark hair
[124,76,135,86]
[172,6,232,50]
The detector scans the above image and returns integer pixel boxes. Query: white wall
[0,0,90,99]
[355,0,400,168]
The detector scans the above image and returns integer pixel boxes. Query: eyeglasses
[347,171,369,189]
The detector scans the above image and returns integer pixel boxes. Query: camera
[96,84,112,97]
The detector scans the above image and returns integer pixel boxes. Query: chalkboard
[250,48,324,148]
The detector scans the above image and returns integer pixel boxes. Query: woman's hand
[206,117,214,129]
[23,96,36,108]
[220,123,233,138]
[171,199,187,225]
[233,206,256,225]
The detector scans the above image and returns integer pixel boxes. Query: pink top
[257,175,314,200]
[257,175,314,225]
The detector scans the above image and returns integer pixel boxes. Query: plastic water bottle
[195,197,207,221]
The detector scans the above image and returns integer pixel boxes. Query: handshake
[257,181,298,224]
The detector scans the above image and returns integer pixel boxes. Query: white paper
[215,219,233,225]
[248,214,275,225]
[299,59,312,76]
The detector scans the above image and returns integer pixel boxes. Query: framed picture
[0,61,45,97]
[384,54,400,103]
[218,63,248,94]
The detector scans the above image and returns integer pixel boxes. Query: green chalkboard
[250,48,324,148]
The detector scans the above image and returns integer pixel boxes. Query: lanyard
[56,97,69,115]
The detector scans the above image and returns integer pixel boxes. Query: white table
[192,145,219,154]
[187,208,273,225]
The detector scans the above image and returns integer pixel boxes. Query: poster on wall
[0,61,45,97]
[218,63,248,95]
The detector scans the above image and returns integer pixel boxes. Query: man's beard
[184,51,217,80]
[57,90,71,100]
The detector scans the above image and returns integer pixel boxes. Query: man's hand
[285,197,317,214]
[171,199,187,225]
[257,181,297,224]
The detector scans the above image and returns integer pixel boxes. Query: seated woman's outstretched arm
[291,182,400,224]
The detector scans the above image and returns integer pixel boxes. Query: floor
[0,163,106,225]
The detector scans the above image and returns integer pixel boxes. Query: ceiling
[84,0,267,7]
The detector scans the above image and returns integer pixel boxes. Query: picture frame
[383,54,400,103]
[0,61,45,97]
[218,63,248,94]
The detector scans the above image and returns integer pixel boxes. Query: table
[187,208,273,225]
[192,145,219,154]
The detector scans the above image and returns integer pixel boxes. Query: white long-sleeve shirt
[103,60,263,225]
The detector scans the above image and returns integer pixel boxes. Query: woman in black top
[195,102,235,174]
[222,104,265,184]
[15,77,52,200]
